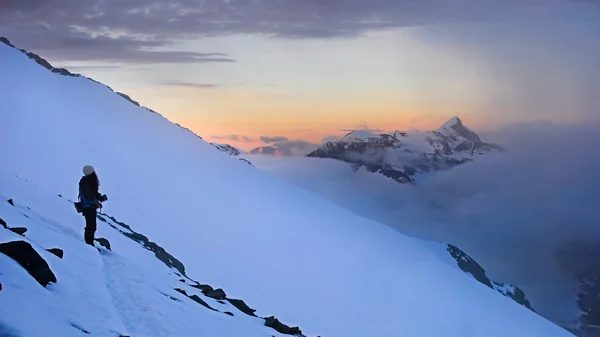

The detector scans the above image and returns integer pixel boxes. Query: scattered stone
[224,311,234,316]
[0,241,57,287]
[189,295,218,311]
[174,288,217,311]
[0,217,6,228]
[217,300,226,304]
[205,288,226,300]
[46,248,64,259]
[94,238,111,251]
[190,283,213,293]
[7,199,14,206]
[70,323,90,334]
[58,194,63,198]
[179,279,185,283]
[0,282,2,291]
[264,316,302,335]
[226,298,257,316]
[98,214,186,276]
[8,227,27,236]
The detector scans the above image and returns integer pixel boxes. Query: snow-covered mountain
[211,143,243,156]
[307,117,501,183]
[0,37,575,337]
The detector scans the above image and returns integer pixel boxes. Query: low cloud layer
[251,121,600,323]
[211,134,253,142]
[260,136,289,144]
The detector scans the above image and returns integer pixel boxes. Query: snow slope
[0,38,574,337]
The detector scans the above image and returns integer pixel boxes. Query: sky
[1,0,599,151]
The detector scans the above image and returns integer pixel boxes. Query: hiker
[78,165,107,246]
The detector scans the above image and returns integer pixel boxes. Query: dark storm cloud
[260,136,289,143]
[1,0,594,63]
[212,134,253,142]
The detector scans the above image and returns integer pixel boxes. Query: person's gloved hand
[97,202,103,209]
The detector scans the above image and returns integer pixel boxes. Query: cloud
[161,81,219,89]
[260,136,289,143]
[252,139,320,156]
[251,121,600,323]
[211,134,253,142]
[1,0,595,63]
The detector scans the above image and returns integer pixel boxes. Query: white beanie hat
[83,165,95,176]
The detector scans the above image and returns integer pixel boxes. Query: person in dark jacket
[79,165,107,245]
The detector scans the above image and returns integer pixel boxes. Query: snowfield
[0,39,575,337]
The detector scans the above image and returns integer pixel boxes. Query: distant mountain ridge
[308,117,502,183]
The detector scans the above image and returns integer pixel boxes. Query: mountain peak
[439,116,463,130]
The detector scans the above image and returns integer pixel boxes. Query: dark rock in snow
[0,282,2,291]
[264,316,302,335]
[204,288,226,300]
[224,311,234,316]
[58,194,63,198]
[0,36,15,47]
[70,323,90,334]
[8,227,27,236]
[94,238,111,251]
[46,248,64,259]
[189,294,218,311]
[190,283,213,293]
[117,92,140,106]
[97,214,186,276]
[217,300,226,304]
[174,288,188,296]
[0,240,57,287]
[174,288,217,311]
[178,278,185,283]
[447,244,533,310]
[7,199,14,206]
[0,217,6,228]
[226,298,257,316]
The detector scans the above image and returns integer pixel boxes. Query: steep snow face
[0,40,574,337]
[0,175,292,337]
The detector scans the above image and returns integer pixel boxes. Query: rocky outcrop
[0,240,57,287]
[0,216,7,228]
[204,288,226,300]
[7,199,14,206]
[46,248,64,259]
[447,244,533,310]
[97,214,185,275]
[211,143,242,156]
[116,92,140,107]
[264,316,302,335]
[226,298,257,317]
[8,227,27,236]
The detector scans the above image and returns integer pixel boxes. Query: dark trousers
[82,207,97,245]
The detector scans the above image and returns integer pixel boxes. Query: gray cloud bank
[1,0,596,63]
